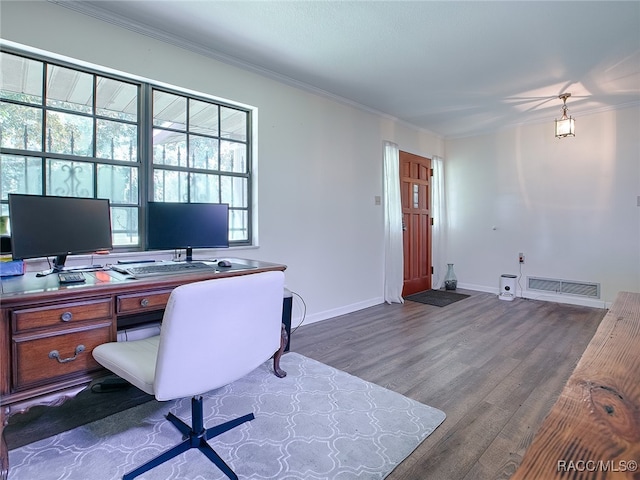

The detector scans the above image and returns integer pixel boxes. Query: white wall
[4,2,635,317]
[1,1,444,324]
[444,106,640,306]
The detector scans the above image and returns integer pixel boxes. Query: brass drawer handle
[140,298,149,307]
[48,345,85,363]
[61,311,73,322]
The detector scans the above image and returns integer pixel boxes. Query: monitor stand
[35,254,68,277]
[185,246,193,262]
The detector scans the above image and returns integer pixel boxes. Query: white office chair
[93,271,285,480]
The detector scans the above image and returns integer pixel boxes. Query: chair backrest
[153,270,285,401]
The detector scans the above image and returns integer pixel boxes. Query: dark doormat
[405,289,470,307]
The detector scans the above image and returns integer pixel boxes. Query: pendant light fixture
[555,93,575,138]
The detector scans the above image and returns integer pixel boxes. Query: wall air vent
[527,276,600,299]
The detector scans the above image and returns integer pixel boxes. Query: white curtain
[431,155,447,289]
[383,141,404,304]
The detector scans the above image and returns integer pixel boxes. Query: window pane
[189,135,218,170]
[0,102,42,151]
[46,65,93,114]
[153,169,188,202]
[190,173,220,203]
[220,106,246,141]
[153,90,186,130]
[0,155,42,199]
[96,119,137,162]
[46,111,93,156]
[153,129,187,167]
[111,206,138,246]
[1,53,43,104]
[229,209,248,241]
[220,140,246,173]
[97,164,138,204]
[189,99,218,136]
[96,77,137,122]
[46,159,94,197]
[221,176,247,208]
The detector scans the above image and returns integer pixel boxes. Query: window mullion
[139,84,153,249]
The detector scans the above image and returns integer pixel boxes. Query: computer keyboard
[124,262,216,278]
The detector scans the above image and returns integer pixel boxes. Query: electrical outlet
[518,252,525,264]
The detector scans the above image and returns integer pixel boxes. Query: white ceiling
[59,1,640,138]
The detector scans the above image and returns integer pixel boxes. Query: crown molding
[48,1,441,139]
[44,1,640,141]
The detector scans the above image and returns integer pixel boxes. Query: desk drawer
[117,290,172,315]
[13,322,112,390]
[12,298,113,333]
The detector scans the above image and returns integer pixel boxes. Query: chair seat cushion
[92,336,160,395]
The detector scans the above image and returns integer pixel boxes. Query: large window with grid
[151,89,250,241]
[0,48,252,250]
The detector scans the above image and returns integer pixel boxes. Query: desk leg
[272,323,288,378]
[0,384,86,480]
[1,406,8,480]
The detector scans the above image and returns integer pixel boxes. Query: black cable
[517,262,524,298]
[289,290,307,336]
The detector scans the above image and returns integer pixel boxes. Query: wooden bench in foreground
[511,291,640,479]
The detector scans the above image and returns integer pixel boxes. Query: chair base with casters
[124,396,253,480]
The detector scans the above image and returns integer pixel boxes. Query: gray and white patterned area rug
[9,352,445,480]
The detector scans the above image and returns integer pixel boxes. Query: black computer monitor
[147,202,229,261]
[8,194,113,274]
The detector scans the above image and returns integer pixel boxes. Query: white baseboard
[457,282,610,309]
[293,296,385,328]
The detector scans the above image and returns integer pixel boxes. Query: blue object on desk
[0,260,25,277]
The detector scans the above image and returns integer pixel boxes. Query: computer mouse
[217,260,232,268]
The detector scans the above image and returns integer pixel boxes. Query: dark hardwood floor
[5,290,605,480]
[291,290,605,480]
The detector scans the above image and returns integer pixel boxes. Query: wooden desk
[0,258,286,480]
[511,291,640,479]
